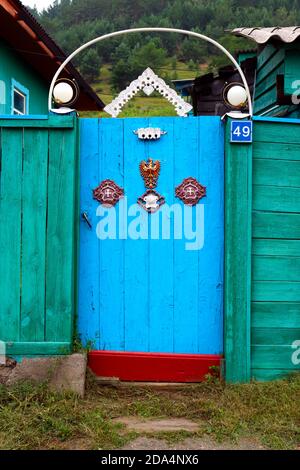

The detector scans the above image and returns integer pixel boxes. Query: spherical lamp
[53,81,74,104]
[52,78,79,110]
[225,84,248,108]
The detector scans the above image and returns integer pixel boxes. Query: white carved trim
[104,67,193,117]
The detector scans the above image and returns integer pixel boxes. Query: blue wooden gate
[78,116,224,381]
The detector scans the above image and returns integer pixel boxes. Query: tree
[111,40,167,91]
[80,49,101,83]
[34,0,300,83]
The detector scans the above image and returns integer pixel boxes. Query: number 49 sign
[230,120,253,144]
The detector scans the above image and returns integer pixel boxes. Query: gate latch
[82,212,92,229]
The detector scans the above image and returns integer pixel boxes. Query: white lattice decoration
[104,67,193,117]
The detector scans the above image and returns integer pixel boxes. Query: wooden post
[224,119,253,382]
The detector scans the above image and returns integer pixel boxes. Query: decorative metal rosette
[175,177,206,206]
[93,179,124,207]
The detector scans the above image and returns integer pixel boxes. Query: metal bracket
[134,128,167,140]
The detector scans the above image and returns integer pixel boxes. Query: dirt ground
[0,375,299,450]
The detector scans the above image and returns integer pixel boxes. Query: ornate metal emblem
[175,177,206,206]
[104,68,193,118]
[93,179,124,207]
[134,128,167,140]
[138,189,165,213]
[140,159,161,189]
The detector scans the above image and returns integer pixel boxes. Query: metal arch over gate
[48,27,253,117]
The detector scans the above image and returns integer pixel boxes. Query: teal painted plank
[251,369,299,381]
[255,63,284,98]
[6,342,71,355]
[256,49,285,84]
[253,185,300,213]
[254,122,300,144]
[20,129,48,341]
[0,115,75,128]
[253,255,300,281]
[78,119,101,348]
[252,281,300,302]
[46,128,77,343]
[252,327,300,345]
[148,117,174,353]
[253,159,300,188]
[224,119,252,382]
[254,86,278,115]
[252,239,300,257]
[256,43,278,70]
[253,141,300,160]
[98,118,125,351]
[123,117,150,352]
[0,128,22,342]
[252,302,300,328]
[252,345,300,370]
[253,212,300,239]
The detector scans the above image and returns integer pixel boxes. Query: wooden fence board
[0,129,23,342]
[46,128,77,343]
[20,129,48,341]
[253,212,300,239]
[252,302,300,328]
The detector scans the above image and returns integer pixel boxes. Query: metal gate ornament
[93,179,124,207]
[134,128,167,140]
[175,177,206,206]
[140,159,161,189]
[138,189,165,213]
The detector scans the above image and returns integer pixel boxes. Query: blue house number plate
[230,120,253,143]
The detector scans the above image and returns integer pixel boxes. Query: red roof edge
[2,0,105,111]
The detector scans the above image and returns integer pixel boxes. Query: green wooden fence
[225,117,300,382]
[1,113,299,381]
[0,115,78,358]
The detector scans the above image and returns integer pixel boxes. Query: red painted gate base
[88,351,223,382]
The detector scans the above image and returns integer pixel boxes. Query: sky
[21,0,55,12]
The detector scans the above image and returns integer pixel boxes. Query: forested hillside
[32,0,300,90]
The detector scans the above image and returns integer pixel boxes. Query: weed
[0,375,299,450]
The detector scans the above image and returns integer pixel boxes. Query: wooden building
[0,0,104,115]
[175,27,300,119]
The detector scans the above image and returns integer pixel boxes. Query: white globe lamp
[226,85,248,108]
[53,81,74,105]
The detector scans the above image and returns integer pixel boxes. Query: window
[11,79,29,115]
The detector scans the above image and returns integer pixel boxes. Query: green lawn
[0,374,299,450]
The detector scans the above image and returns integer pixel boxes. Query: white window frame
[11,79,29,115]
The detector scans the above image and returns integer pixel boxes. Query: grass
[0,374,299,450]
[80,61,200,118]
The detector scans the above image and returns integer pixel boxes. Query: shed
[232,27,300,118]
[173,57,256,116]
